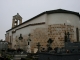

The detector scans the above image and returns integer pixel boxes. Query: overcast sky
[0,0,80,40]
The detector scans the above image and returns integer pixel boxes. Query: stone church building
[5,9,80,53]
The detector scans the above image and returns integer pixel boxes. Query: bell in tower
[12,13,22,28]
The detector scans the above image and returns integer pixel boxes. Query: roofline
[7,22,45,33]
[6,9,80,32]
[6,12,46,32]
[46,9,80,17]
[11,22,45,34]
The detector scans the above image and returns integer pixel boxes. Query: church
[5,9,80,53]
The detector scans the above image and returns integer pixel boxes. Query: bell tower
[12,13,22,28]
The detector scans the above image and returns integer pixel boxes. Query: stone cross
[19,34,23,40]
[64,31,67,42]
[37,42,41,52]
[27,34,31,45]
[67,32,70,42]
[67,32,70,38]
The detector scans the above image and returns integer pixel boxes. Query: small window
[10,36,11,43]
[28,42,29,45]
[76,28,79,42]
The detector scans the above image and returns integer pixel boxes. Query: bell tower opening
[12,13,22,28]
[18,20,20,25]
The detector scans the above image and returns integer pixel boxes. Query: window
[28,42,29,45]
[76,28,79,42]
[10,36,11,43]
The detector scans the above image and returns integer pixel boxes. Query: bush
[6,54,13,60]
[21,58,33,60]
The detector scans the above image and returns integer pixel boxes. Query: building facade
[5,9,80,53]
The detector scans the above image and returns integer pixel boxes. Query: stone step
[13,58,21,60]
[13,55,27,60]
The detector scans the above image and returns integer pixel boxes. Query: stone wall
[48,24,75,48]
[30,28,48,51]
[30,24,75,51]
[13,24,79,53]
[14,35,28,50]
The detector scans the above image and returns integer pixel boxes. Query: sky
[0,0,80,40]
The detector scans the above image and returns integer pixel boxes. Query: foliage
[6,54,13,60]
[21,57,34,60]
[7,48,16,52]
[48,47,52,51]
[17,48,24,52]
